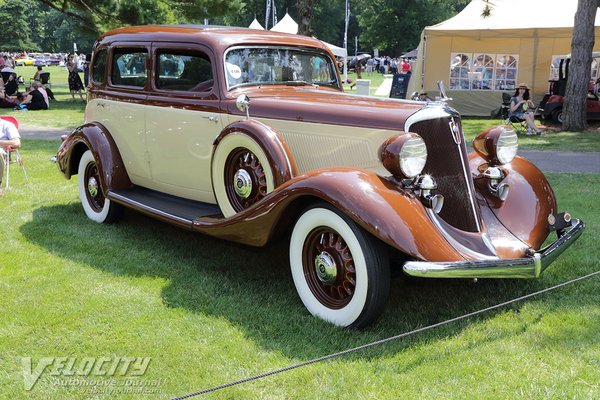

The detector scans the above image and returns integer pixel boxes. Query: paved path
[19,124,600,173]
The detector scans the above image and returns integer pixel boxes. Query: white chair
[1,116,27,189]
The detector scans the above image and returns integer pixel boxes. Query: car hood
[227,87,425,132]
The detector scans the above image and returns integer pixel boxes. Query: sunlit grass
[0,140,598,399]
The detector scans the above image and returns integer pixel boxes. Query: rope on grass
[172,270,600,400]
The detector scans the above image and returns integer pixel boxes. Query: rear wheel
[212,133,275,217]
[78,150,122,223]
[289,205,390,328]
[552,108,564,124]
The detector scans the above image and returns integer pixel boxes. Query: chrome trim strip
[402,218,585,279]
[404,104,451,132]
[108,191,192,226]
[456,128,481,232]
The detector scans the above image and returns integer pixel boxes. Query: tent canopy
[408,0,600,116]
[270,13,298,34]
[249,18,264,30]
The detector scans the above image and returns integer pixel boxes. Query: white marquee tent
[248,13,347,58]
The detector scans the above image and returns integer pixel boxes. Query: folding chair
[0,116,27,189]
[501,92,527,134]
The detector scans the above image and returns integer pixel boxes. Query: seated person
[3,74,18,96]
[509,83,542,135]
[33,66,43,81]
[18,81,49,110]
[0,117,21,196]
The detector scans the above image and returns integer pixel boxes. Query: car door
[87,44,151,184]
[144,43,222,203]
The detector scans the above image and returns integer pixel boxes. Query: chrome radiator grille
[410,117,481,232]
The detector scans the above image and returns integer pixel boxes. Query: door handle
[203,116,219,123]
[97,102,106,108]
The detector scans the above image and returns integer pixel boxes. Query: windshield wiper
[284,80,315,86]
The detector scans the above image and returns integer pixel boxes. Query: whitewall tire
[212,133,275,217]
[78,150,122,223]
[290,205,390,328]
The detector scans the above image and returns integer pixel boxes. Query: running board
[109,186,222,229]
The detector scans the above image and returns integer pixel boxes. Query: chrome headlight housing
[473,126,518,165]
[379,133,428,178]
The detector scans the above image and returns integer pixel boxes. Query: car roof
[97,25,332,55]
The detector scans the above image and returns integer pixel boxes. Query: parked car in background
[539,53,600,123]
[14,55,35,66]
[55,26,584,328]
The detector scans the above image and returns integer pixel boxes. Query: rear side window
[156,51,213,92]
[91,49,107,83]
[112,48,148,87]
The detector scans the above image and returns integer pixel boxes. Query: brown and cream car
[56,26,584,328]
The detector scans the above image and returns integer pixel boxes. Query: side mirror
[236,94,250,119]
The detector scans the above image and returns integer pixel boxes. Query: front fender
[56,122,132,193]
[469,153,556,249]
[194,167,465,262]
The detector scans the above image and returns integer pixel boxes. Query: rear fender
[56,122,131,193]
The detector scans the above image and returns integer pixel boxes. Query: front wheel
[289,205,390,328]
[77,150,122,223]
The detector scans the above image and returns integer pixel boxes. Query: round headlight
[379,133,427,178]
[400,136,427,178]
[473,126,518,165]
[496,129,518,164]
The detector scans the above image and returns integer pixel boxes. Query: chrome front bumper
[403,218,585,279]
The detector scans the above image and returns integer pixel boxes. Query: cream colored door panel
[145,105,221,202]
[86,98,150,182]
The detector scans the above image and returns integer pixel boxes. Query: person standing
[0,118,21,196]
[67,56,84,102]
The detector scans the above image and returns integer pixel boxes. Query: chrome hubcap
[87,176,98,197]
[314,251,337,284]
[233,169,252,198]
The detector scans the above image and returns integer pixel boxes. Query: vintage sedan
[55,26,584,328]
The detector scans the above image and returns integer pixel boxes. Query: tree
[297,0,313,36]
[0,0,38,51]
[563,0,598,131]
[36,0,243,33]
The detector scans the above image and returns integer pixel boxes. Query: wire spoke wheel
[303,227,356,309]
[224,148,267,212]
[290,205,390,328]
[84,161,105,212]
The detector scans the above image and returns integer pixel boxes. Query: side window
[111,48,148,87]
[156,51,213,92]
[91,49,107,84]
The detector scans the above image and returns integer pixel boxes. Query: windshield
[224,47,340,90]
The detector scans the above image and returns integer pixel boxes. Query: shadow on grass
[20,203,598,361]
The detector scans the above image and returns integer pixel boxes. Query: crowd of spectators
[0,51,89,110]
[365,56,413,75]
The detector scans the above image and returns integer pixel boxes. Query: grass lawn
[0,139,598,399]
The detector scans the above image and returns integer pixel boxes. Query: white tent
[249,18,264,30]
[407,0,600,116]
[325,42,347,58]
[270,13,298,34]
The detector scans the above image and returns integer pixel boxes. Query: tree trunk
[297,0,313,37]
[563,0,598,131]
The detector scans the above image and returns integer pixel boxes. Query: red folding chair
[0,115,27,189]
